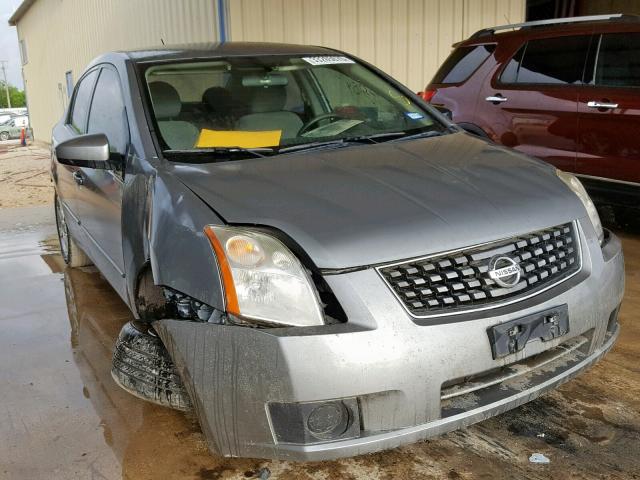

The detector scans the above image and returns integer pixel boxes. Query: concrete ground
[0,205,638,480]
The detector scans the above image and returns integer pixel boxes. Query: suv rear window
[500,35,591,85]
[432,45,495,84]
[595,33,640,88]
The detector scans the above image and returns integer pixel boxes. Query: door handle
[485,95,508,104]
[587,101,618,109]
[72,171,84,185]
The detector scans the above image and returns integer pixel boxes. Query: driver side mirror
[55,133,122,169]
[434,105,453,121]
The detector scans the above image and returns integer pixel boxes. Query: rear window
[500,35,591,85]
[595,33,640,88]
[432,45,495,84]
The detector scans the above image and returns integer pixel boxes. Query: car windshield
[143,55,445,159]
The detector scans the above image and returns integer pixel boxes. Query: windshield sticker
[302,56,355,66]
[405,112,424,120]
[196,129,282,148]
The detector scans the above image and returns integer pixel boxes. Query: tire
[111,321,192,411]
[55,194,93,267]
[0,132,9,141]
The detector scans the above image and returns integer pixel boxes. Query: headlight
[556,170,604,245]
[204,225,325,327]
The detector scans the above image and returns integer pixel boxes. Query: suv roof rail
[470,13,639,39]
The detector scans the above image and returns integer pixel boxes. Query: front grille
[378,223,580,317]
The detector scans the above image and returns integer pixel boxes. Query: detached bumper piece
[111,321,192,411]
[441,332,591,417]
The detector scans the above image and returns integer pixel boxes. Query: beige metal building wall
[14,0,219,142]
[228,0,525,92]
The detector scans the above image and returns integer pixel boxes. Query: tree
[0,82,26,108]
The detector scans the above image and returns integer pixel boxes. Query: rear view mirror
[55,133,120,169]
[241,74,288,87]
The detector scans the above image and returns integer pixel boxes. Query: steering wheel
[298,112,348,135]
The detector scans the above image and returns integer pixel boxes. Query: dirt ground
[0,141,53,208]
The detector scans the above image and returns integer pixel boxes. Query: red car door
[476,34,591,172]
[576,32,640,184]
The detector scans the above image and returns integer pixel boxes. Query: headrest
[202,87,234,112]
[249,86,287,114]
[149,81,181,119]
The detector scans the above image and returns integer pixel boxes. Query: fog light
[268,398,360,444]
[306,401,350,439]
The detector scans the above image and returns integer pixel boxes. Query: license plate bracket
[487,305,569,360]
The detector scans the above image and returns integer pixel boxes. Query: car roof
[457,15,640,47]
[114,42,339,63]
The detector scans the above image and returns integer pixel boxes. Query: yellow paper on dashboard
[196,129,282,148]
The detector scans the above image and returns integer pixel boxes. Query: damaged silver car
[51,43,624,461]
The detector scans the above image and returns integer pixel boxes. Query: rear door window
[594,33,640,88]
[432,45,495,84]
[69,69,99,133]
[500,36,591,85]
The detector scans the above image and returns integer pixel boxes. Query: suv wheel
[0,132,9,141]
[55,194,93,267]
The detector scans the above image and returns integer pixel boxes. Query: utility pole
[0,61,11,109]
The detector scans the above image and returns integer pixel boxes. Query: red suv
[423,14,640,211]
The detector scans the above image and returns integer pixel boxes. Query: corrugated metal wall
[17,0,219,141]
[228,0,525,92]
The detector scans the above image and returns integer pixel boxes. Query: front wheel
[55,194,92,267]
[0,132,9,141]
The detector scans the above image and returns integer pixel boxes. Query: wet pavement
[1,205,639,480]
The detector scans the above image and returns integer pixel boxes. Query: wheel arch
[121,166,227,318]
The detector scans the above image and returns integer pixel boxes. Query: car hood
[170,132,584,269]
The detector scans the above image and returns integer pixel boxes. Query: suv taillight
[420,89,437,102]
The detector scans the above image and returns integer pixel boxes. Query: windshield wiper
[278,132,412,154]
[389,129,445,143]
[346,128,449,145]
[179,128,448,159]
[343,131,408,144]
[277,139,349,154]
[165,147,276,160]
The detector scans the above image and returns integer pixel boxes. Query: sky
[0,1,24,89]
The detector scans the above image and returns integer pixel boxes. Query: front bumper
[154,224,624,461]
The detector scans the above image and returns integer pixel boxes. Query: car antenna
[160,38,165,46]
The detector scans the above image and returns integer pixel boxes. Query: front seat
[148,81,199,150]
[236,86,302,139]
[201,86,235,129]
